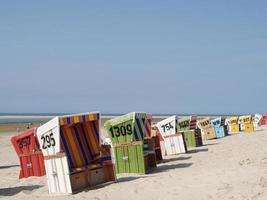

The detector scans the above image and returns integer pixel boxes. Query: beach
[0,122,267,200]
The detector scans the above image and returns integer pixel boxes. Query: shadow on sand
[187,148,208,154]
[160,156,192,163]
[0,165,20,170]
[0,185,43,196]
[203,143,219,146]
[81,176,146,192]
[117,176,147,183]
[151,163,193,174]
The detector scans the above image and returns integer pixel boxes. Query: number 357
[41,133,56,149]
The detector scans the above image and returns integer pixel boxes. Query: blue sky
[0,1,267,115]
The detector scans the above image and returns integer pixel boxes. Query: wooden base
[70,164,115,193]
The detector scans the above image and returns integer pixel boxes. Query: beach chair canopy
[37,112,101,170]
[254,114,262,124]
[156,116,177,137]
[177,117,191,131]
[225,117,239,125]
[104,112,149,144]
[197,118,212,130]
[238,115,252,124]
[211,117,222,128]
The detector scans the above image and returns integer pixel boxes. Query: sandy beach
[1,123,267,200]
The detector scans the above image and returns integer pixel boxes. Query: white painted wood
[37,117,60,156]
[45,156,72,194]
[211,117,221,128]
[156,116,186,155]
[254,114,262,128]
[156,116,176,136]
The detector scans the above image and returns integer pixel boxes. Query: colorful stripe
[60,121,100,170]
[60,129,75,168]
[134,117,145,141]
[59,113,100,126]
[144,117,152,138]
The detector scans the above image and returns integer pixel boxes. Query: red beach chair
[10,128,46,179]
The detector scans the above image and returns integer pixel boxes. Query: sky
[0,0,267,115]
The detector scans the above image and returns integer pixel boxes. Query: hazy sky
[0,1,267,114]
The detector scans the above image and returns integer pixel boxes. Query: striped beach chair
[37,112,115,194]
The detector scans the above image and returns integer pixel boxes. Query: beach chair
[37,112,115,194]
[189,116,203,146]
[239,115,254,133]
[104,112,157,175]
[260,115,267,126]
[225,117,240,134]
[156,116,187,156]
[211,117,227,138]
[177,116,202,148]
[11,128,46,179]
[151,125,163,163]
[253,114,262,130]
[197,118,216,140]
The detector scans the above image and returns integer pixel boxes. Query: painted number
[41,133,56,149]
[110,124,132,138]
[179,121,189,129]
[18,137,30,148]
[213,120,220,126]
[161,122,174,132]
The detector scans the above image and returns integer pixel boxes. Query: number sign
[110,124,133,138]
[41,132,56,149]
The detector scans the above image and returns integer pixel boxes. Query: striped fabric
[189,116,197,130]
[144,114,152,138]
[60,121,100,170]
[59,113,100,126]
[134,113,147,141]
[221,117,226,127]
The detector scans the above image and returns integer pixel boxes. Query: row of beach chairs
[10,112,267,195]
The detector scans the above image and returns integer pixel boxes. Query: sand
[1,124,267,200]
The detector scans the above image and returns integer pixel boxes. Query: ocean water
[0,113,236,124]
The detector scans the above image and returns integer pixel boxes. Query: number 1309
[110,124,132,138]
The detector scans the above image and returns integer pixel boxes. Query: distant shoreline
[0,113,248,124]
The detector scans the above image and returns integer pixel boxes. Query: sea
[0,113,238,124]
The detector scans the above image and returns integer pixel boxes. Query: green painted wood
[177,117,191,132]
[114,144,145,174]
[123,146,130,173]
[128,145,138,173]
[184,130,196,148]
[104,112,153,174]
[136,144,145,174]
[104,113,135,143]
[115,147,124,174]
